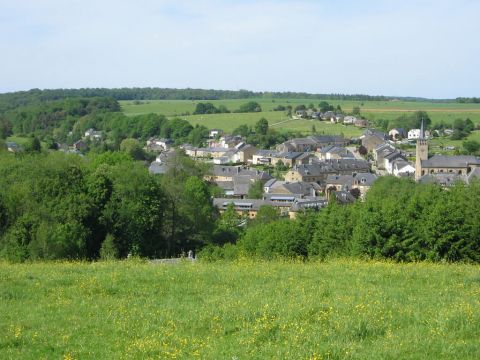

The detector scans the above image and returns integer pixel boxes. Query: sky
[0,0,479,98]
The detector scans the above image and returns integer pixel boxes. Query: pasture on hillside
[1,260,479,359]
[121,99,480,135]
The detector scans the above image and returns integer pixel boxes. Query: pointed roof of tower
[420,118,425,139]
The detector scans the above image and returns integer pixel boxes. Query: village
[140,115,480,220]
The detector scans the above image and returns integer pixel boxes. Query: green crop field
[1,260,479,359]
[120,99,480,136]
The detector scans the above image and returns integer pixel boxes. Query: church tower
[415,119,428,180]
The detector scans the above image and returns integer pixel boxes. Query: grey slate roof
[419,174,467,186]
[332,190,356,204]
[282,181,318,195]
[421,155,480,168]
[384,151,405,161]
[148,162,168,175]
[326,174,354,188]
[255,149,280,157]
[275,151,303,160]
[213,196,328,212]
[211,165,272,180]
[353,173,378,186]
[232,176,253,196]
[295,159,370,176]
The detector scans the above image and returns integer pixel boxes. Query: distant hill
[0,87,453,114]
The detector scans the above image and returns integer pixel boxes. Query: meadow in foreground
[1,259,479,359]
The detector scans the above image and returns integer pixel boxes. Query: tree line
[0,96,211,152]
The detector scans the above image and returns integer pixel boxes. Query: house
[353,173,378,197]
[232,144,257,163]
[6,141,21,153]
[207,165,272,182]
[295,110,307,119]
[276,135,348,153]
[288,198,328,218]
[332,190,357,204]
[213,198,294,218]
[393,160,415,177]
[263,179,321,197]
[284,159,370,185]
[361,130,387,152]
[146,138,173,152]
[373,143,395,168]
[326,174,354,192]
[209,129,223,138]
[149,162,168,175]
[84,128,103,141]
[326,172,377,198]
[408,128,431,140]
[213,144,257,164]
[213,196,328,220]
[321,111,336,121]
[73,140,87,151]
[271,152,313,168]
[316,145,354,160]
[354,119,369,128]
[149,149,180,175]
[252,150,280,165]
[207,135,245,149]
[384,151,406,174]
[343,116,357,124]
[389,128,407,141]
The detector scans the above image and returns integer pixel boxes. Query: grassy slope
[1,260,479,359]
[120,99,480,135]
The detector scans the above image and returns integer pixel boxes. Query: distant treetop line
[0,87,468,112]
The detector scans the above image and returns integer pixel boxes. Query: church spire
[420,118,425,139]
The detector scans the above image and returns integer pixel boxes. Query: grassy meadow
[120,99,480,135]
[1,259,479,359]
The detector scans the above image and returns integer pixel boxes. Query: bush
[100,234,118,260]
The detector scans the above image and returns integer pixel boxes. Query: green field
[1,260,479,359]
[120,99,480,136]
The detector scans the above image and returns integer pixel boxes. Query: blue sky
[0,0,479,98]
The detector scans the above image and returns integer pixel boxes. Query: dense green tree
[194,102,218,115]
[188,125,209,147]
[26,137,41,152]
[318,101,334,113]
[235,101,261,113]
[250,205,280,226]
[239,219,308,259]
[119,138,144,160]
[463,140,480,155]
[182,176,215,247]
[352,106,361,116]
[308,202,354,259]
[255,118,269,135]
[232,124,251,138]
[247,180,264,199]
[0,117,12,139]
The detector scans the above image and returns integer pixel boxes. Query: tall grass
[1,259,479,359]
